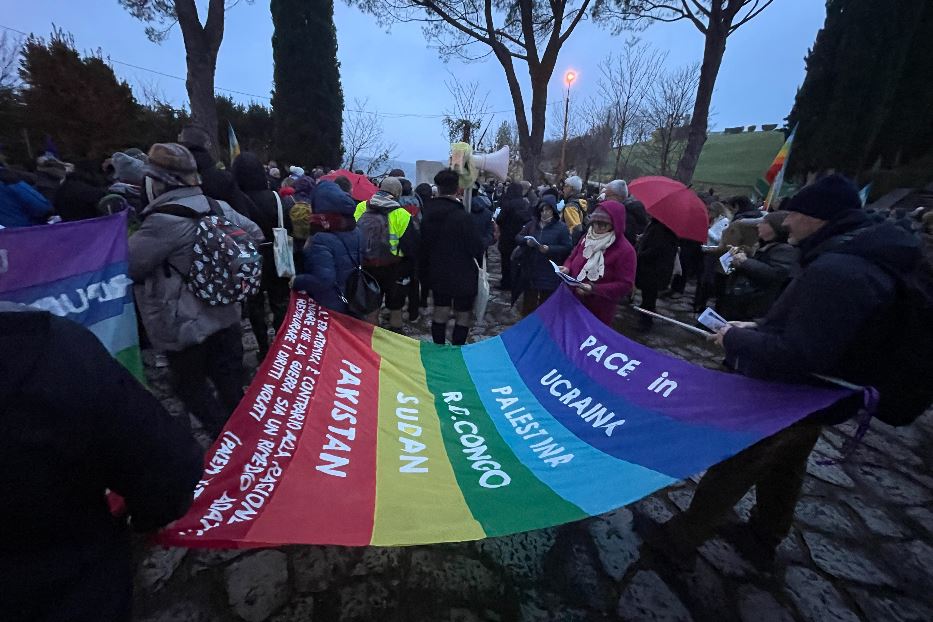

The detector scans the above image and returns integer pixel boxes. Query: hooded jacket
[233,153,293,283]
[496,184,531,244]
[293,181,363,315]
[563,200,637,325]
[184,143,256,219]
[724,210,922,383]
[636,218,679,291]
[128,186,263,351]
[470,193,495,254]
[0,306,202,622]
[514,201,572,292]
[0,167,52,227]
[355,190,419,262]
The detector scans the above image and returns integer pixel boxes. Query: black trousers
[167,323,245,437]
[665,422,822,550]
[248,274,290,355]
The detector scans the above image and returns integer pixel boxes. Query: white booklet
[523,235,543,248]
[697,307,729,332]
[550,260,585,287]
[719,250,735,273]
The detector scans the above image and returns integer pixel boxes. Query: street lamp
[558,70,577,181]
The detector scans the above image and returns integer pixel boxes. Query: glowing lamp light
[565,70,577,86]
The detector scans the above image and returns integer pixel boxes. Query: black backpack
[866,273,933,426]
[335,234,382,317]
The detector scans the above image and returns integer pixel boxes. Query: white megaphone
[471,146,510,180]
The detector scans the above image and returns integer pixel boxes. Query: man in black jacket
[0,306,203,622]
[421,169,484,345]
[649,175,921,568]
[178,125,256,218]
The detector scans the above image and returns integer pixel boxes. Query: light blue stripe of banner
[87,302,140,355]
[462,337,678,516]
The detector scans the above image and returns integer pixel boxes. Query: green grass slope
[692,131,785,192]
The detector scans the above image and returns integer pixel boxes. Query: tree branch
[729,0,775,33]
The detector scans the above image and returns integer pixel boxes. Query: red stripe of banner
[243,308,379,546]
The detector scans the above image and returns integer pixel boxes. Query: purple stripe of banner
[0,212,128,295]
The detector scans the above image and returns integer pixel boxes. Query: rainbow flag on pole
[157,288,850,548]
[762,125,797,210]
[0,212,144,380]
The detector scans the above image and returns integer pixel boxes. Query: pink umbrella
[628,176,709,243]
[320,169,379,203]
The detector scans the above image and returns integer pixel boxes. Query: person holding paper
[513,195,572,316]
[561,201,636,326]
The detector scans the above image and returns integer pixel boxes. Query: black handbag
[336,235,382,317]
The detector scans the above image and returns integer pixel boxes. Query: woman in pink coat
[561,200,637,326]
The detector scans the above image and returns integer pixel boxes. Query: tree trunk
[523,76,548,183]
[674,27,727,184]
[186,52,219,154]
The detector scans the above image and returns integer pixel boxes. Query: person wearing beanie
[129,143,262,439]
[716,210,800,320]
[354,176,419,330]
[292,180,363,316]
[561,175,587,232]
[644,174,922,571]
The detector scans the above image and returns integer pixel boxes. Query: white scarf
[577,230,616,282]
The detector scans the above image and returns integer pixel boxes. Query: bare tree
[342,97,397,174]
[597,38,665,177]
[119,0,253,155]
[0,31,22,90]
[641,63,699,177]
[595,0,775,183]
[442,77,493,150]
[347,0,592,181]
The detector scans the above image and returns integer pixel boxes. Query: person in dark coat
[178,126,256,220]
[513,195,572,316]
[292,181,363,316]
[635,218,679,330]
[716,210,800,321]
[470,189,495,257]
[232,151,294,359]
[421,168,484,345]
[652,175,922,569]
[603,179,646,247]
[54,167,107,222]
[495,182,531,290]
[0,304,202,622]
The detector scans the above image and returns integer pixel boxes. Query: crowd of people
[1,125,932,621]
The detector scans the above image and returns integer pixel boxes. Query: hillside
[691,131,785,194]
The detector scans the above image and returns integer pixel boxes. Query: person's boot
[637,313,654,333]
[719,520,778,574]
[451,324,470,345]
[389,309,404,332]
[431,321,447,345]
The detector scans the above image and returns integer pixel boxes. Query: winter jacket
[0,305,202,622]
[421,196,484,297]
[293,181,362,315]
[562,194,586,232]
[636,219,679,291]
[54,177,106,222]
[233,153,294,283]
[186,143,256,219]
[496,195,531,246]
[514,213,572,292]
[0,168,52,227]
[470,194,495,255]
[128,186,263,352]
[724,211,922,384]
[563,200,637,325]
[622,197,648,247]
[717,240,800,320]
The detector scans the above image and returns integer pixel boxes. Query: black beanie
[785,174,861,221]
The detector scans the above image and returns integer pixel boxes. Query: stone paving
[133,247,933,622]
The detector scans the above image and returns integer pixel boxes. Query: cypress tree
[271,0,344,168]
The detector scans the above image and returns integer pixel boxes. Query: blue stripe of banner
[501,313,760,479]
[463,337,678,515]
[1,261,132,328]
[87,302,140,355]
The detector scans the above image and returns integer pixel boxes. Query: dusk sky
[7,1,826,163]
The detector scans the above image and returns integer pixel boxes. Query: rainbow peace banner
[0,212,143,380]
[158,287,851,548]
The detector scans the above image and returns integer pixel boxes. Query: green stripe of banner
[420,343,585,536]
[114,345,145,384]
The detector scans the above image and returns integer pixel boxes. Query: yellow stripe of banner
[370,329,484,545]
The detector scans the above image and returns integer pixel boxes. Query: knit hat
[111,151,148,185]
[289,166,305,178]
[539,194,557,210]
[143,143,200,187]
[785,174,861,221]
[380,176,403,199]
[762,210,791,239]
[565,175,583,192]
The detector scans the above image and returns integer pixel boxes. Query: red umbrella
[628,176,709,243]
[320,169,379,203]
